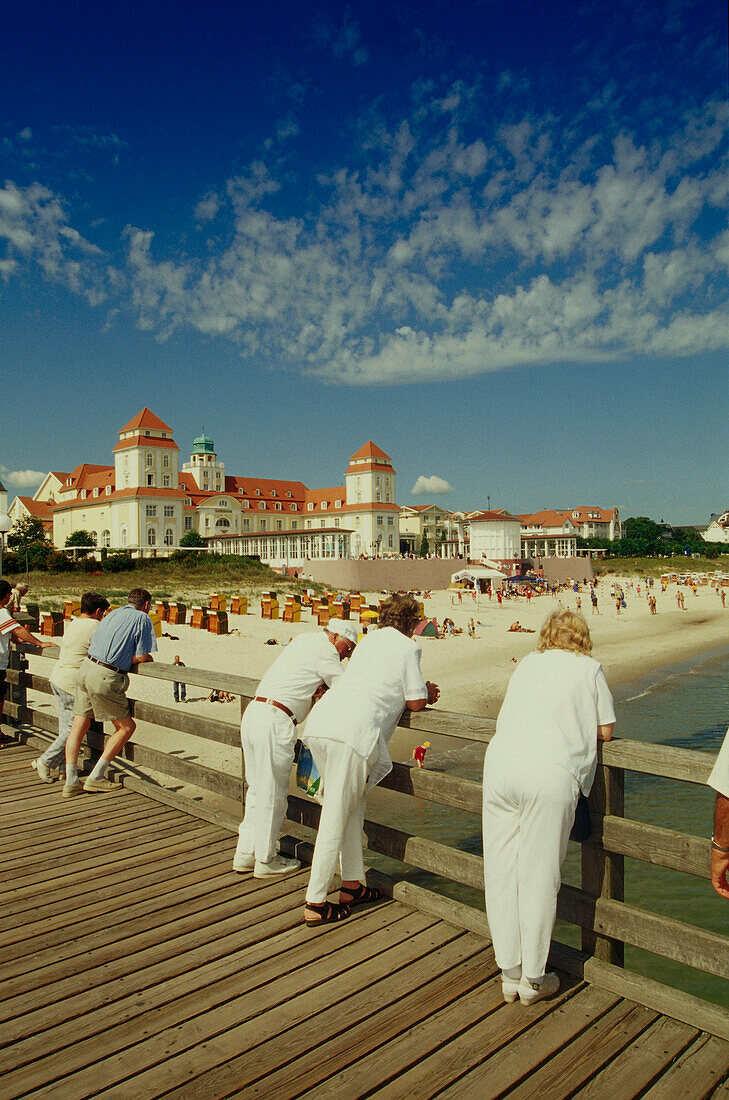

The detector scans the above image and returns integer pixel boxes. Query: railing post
[8,645,29,727]
[581,762,625,965]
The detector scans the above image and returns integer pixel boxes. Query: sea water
[367,646,729,1008]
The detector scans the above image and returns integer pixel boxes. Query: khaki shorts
[75,658,131,722]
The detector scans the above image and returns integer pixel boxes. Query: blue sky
[1,0,727,524]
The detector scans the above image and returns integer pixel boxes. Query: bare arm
[711,793,729,900]
[12,626,56,649]
[597,723,614,742]
[406,681,440,711]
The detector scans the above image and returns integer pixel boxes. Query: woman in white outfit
[303,594,440,926]
[483,609,615,1004]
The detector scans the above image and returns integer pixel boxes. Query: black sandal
[339,884,385,906]
[304,901,351,927]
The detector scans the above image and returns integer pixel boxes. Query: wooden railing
[5,643,729,1040]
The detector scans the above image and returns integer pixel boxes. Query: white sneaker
[518,972,560,1005]
[253,854,301,878]
[32,759,56,783]
[501,978,521,1004]
[232,853,255,873]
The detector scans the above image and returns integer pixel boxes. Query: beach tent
[413,618,439,638]
[451,567,506,586]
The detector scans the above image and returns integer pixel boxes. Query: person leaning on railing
[482,608,615,1007]
[708,728,729,899]
[301,593,440,927]
[0,579,57,743]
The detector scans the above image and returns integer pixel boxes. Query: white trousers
[305,739,368,904]
[482,750,578,980]
[235,702,297,865]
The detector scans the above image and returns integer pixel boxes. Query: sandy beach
[23,575,728,799]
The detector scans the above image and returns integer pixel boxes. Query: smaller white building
[704,512,729,544]
[469,510,522,563]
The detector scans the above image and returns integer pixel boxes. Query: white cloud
[194,192,220,223]
[412,476,454,495]
[0,466,45,489]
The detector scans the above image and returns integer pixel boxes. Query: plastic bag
[296,746,322,798]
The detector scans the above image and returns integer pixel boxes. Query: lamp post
[0,514,12,577]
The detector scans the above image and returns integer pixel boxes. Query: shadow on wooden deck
[2,742,729,1100]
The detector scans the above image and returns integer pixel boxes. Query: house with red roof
[13,409,401,564]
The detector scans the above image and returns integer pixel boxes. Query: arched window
[101,530,111,548]
[164,528,174,546]
[147,527,156,546]
[215,517,230,528]
[163,454,169,468]
[146,453,153,466]
[120,527,127,547]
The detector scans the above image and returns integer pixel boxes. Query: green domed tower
[183,428,226,491]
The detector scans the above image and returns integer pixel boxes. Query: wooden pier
[2,644,729,1097]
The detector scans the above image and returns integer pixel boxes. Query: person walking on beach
[301,594,439,925]
[62,588,156,796]
[233,618,358,879]
[590,589,598,615]
[172,655,186,703]
[31,591,110,783]
[483,609,614,1005]
[0,580,56,744]
[708,728,729,899]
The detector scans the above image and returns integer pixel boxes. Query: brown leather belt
[88,655,126,674]
[253,696,297,725]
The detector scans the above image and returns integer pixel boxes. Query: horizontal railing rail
[6,641,729,1040]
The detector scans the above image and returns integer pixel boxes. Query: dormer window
[286,491,292,498]
[242,500,250,509]
[80,489,87,499]
[259,502,265,510]
[335,500,342,508]
[255,488,261,496]
[307,503,314,511]
[320,502,327,510]
[271,489,277,497]
[290,504,297,512]
[145,431,151,436]
[92,487,99,498]
[105,486,111,496]
[275,502,282,510]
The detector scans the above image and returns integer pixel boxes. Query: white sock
[66,763,78,786]
[88,758,110,781]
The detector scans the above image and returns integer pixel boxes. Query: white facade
[469,511,522,561]
[704,513,729,544]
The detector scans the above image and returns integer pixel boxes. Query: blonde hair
[536,609,592,655]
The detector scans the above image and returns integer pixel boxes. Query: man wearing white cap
[233,618,358,878]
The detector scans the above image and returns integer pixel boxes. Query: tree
[419,533,429,558]
[65,529,97,557]
[180,529,206,548]
[7,516,47,549]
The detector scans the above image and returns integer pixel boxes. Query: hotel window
[255,488,261,496]
[163,454,169,468]
[375,491,381,502]
[163,475,170,487]
[186,498,192,505]
[260,519,267,531]
[105,485,111,496]
[307,503,314,511]
[121,527,128,546]
[80,490,86,499]
[334,518,340,528]
[335,500,342,508]
[376,515,383,526]
[291,520,298,530]
[242,518,250,532]
[164,505,174,518]
[92,487,99,498]
[275,502,282,510]
[184,517,193,530]
[320,519,326,528]
[259,502,265,510]
[101,530,111,548]
[286,491,292,498]
[290,504,297,511]
[147,527,157,546]
[147,474,154,486]
[164,528,174,546]
[271,490,277,497]
[145,431,151,437]
[320,502,327,510]
[146,505,157,517]
[146,453,153,466]
[242,500,250,508]
[276,520,283,531]
[218,499,226,506]
[387,516,394,526]
[307,520,312,529]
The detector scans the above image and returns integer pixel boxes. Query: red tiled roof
[518,510,577,527]
[118,408,174,433]
[349,441,392,462]
[470,510,520,523]
[305,486,346,506]
[15,496,53,519]
[113,435,179,452]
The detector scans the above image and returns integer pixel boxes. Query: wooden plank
[600,739,717,785]
[573,1015,699,1098]
[0,868,309,1010]
[0,807,185,866]
[31,920,464,1100]
[640,1034,729,1098]
[582,763,624,964]
[378,760,481,814]
[1,905,419,1089]
[148,933,488,1100]
[239,949,500,1100]
[365,976,586,1100]
[287,795,484,888]
[584,957,729,1043]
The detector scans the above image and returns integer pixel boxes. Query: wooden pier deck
[3,741,729,1100]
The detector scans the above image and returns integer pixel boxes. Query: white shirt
[487,648,616,795]
[50,617,101,695]
[708,728,729,798]
[254,630,344,724]
[0,609,18,671]
[303,627,429,788]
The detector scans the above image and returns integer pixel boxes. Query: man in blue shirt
[63,588,156,796]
